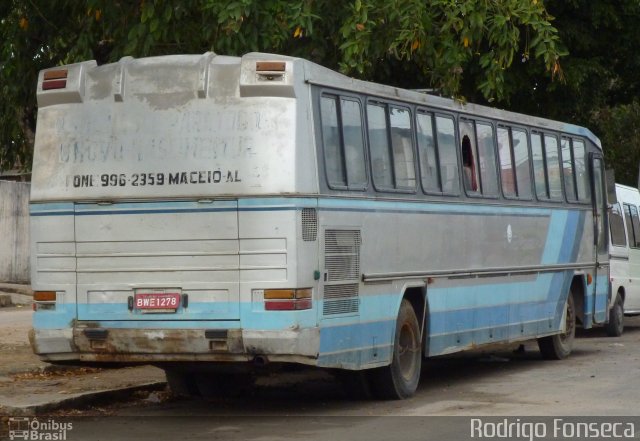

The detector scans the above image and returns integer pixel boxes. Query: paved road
[24,316,640,441]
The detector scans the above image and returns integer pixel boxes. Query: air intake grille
[301,208,318,241]
[324,230,361,282]
[323,230,361,316]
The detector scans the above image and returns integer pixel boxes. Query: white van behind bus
[607,183,640,336]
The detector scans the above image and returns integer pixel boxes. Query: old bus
[30,52,610,399]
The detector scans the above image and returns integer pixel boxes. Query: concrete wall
[0,181,30,283]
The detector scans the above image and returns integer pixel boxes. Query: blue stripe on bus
[29,197,567,218]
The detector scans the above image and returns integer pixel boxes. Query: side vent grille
[301,208,318,241]
[323,230,361,316]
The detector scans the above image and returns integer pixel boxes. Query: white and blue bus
[30,52,611,399]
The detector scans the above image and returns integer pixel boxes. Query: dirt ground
[0,306,165,415]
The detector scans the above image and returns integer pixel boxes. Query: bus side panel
[315,199,588,368]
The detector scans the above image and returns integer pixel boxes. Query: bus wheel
[165,368,200,398]
[605,293,624,337]
[538,293,576,360]
[369,299,422,399]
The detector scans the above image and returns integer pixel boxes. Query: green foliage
[590,102,640,187]
[0,0,566,171]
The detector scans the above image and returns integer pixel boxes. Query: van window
[610,203,627,247]
[623,203,640,248]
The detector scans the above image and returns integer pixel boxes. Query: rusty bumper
[30,326,320,366]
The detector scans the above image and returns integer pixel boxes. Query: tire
[165,368,200,398]
[369,299,422,400]
[605,293,624,337]
[538,292,576,360]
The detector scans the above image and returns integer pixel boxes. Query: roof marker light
[42,69,68,90]
[256,61,286,72]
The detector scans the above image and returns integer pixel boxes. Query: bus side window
[367,102,416,192]
[320,95,367,190]
[572,139,590,202]
[531,133,548,199]
[476,122,498,196]
[367,103,394,189]
[390,107,416,190]
[320,96,344,187]
[512,129,532,199]
[459,119,498,196]
[435,115,460,195]
[498,127,516,197]
[459,120,479,193]
[416,111,440,192]
[561,137,576,201]
[341,98,367,187]
[544,135,563,200]
[610,203,627,247]
[461,135,477,192]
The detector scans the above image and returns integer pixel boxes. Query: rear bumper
[30,326,320,366]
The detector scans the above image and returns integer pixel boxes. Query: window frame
[624,203,640,249]
[366,98,417,194]
[459,116,500,199]
[609,202,628,248]
[560,136,592,205]
[415,109,461,197]
[497,124,534,201]
[319,92,369,191]
[530,130,566,203]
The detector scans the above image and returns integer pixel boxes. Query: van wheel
[369,299,422,399]
[538,293,576,360]
[605,293,624,337]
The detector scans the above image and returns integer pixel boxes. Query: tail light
[33,291,57,311]
[263,288,312,311]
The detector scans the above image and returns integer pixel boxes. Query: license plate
[134,292,181,313]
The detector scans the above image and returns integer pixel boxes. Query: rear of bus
[29,53,321,376]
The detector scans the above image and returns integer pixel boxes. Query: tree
[0,0,566,171]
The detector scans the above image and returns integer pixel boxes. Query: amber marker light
[256,61,286,72]
[42,69,68,90]
[34,291,56,302]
